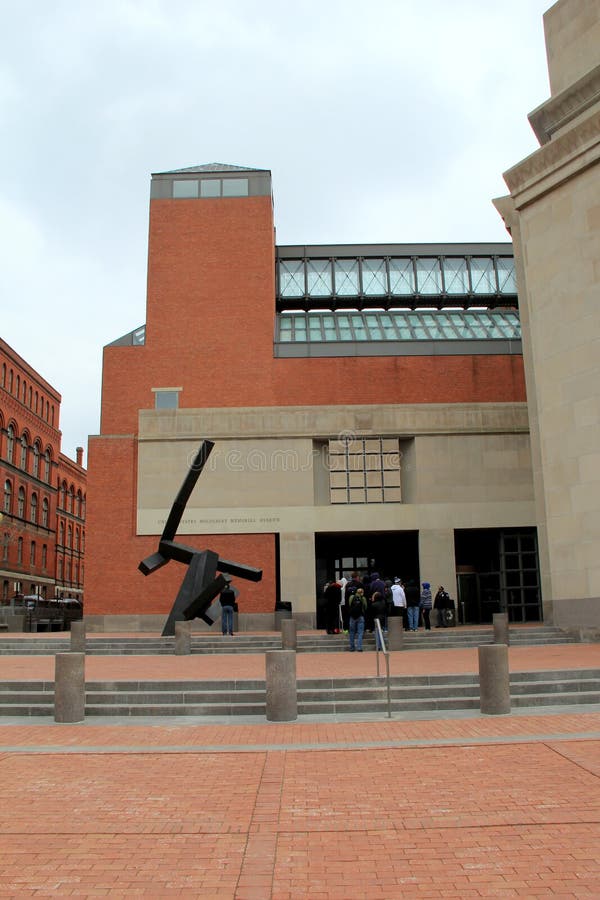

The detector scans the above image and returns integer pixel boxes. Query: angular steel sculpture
[138,440,262,636]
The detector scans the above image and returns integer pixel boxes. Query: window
[17,486,25,518]
[30,492,37,524]
[222,178,248,197]
[30,541,36,565]
[17,537,23,564]
[2,534,8,563]
[173,179,198,198]
[43,450,51,482]
[59,521,65,546]
[7,425,15,463]
[68,487,74,513]
[200,179,220,197]
[41,544,47,569]
[41,497,49,527]
[328,437,402,504]
[57,556,63,580]
[20,435,27,470]
[1,363,5,387]
[59,483,66,510]
[74,527,80,551]
[67,524,72,548]
[32,443,40,478]
[3,480,11,514]
[154,390,179,410]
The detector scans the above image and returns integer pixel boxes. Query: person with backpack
[370,590,387,649]
[347,587,367,652]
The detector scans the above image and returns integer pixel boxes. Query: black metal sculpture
[138,440,262,636]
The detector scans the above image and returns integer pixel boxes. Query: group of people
[323,572,454,652]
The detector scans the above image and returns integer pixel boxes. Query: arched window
[65,559,71,583]
[73,562,79,585]
[67,524,72,548]
[17,537,23,564]
[22,380,27,402]
[68,487,74,513]
[16,375,20,396]
[2,533,9,563]
[74,527,80,551]
[8,370,14,393]
[51,406,55,426]
[17,486,25,518]
[43,450,51,482]
[45,400,50,421]
[1,363,5,387]
[41,497,49,528]
[7,425,15,464]
[30,492,38,524]
[57,556,63,579]
[28,386,32,407]
[20,435,28,470]
[34,391,38,414]
[30,541,36,565]
[32,443,40,478]
[59,482,66,510]
[76,490,83,517]
[58,521,65,546]
[41,544,47,569]
[3,480,11,514]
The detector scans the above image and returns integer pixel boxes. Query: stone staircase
[0,625,580,656]
[1,668,598,718]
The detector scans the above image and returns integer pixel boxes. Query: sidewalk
[0,644,598,896]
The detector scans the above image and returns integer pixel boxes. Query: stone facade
[494,0,600,627]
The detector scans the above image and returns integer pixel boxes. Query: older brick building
[85,163,540,631]
[0,339,86,604]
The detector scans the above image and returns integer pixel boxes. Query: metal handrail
[374,618,392,718]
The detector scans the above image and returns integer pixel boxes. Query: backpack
[349,596,363,619]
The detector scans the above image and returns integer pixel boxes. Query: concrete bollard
[274,608,293,631]
[493,612,510,645]
[265,650,297,722]
[174,621,191,655]
[387,617,404,651]
[281,618,297,650]
[478,644,511,715]
[70,620,86,653]
[54,652,85,723]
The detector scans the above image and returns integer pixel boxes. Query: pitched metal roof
[153,162,270,175]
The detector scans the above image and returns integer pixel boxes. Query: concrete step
[1,668,596,718]
[0,624,580,655]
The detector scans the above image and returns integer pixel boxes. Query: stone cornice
[503,108,600,208]
[528,64,600,145]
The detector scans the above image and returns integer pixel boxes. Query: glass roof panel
[275,309,521,343]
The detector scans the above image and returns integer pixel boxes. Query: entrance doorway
[314,531,419,627]
[454,527,541,624]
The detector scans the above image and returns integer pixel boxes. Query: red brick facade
[86,169,526,620]
[0,338,86,603]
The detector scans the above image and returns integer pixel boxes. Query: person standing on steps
[420,582,433,631]
[405,579,421,631]
[347,587,367,652]
[220,579,236,636]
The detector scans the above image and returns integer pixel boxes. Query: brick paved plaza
[0,642,599,897]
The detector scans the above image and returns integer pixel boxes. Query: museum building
[84,162,542,631]
[0,338,87,604]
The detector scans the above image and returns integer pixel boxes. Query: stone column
[493,612,510,645]
[174,621,191,655]
[418,529,458,602]
[265,650,297,722]
[281,618,297,650]
[70,620,86,653]
[478,644,511,715]
[387,617,404,650]
[54,652,85,723]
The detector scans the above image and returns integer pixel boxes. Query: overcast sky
[1,0,551,462]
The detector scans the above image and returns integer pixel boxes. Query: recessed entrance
[314,531,419,627]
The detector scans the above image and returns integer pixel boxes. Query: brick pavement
[0,642,599,896]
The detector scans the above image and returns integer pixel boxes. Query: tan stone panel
[366,471,382,487]
[349,489,366,503]
[383,487,402,502]
[330,472,347,488]
[366,488,383,503]
[348,472,364,488]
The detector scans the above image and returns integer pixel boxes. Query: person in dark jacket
[371,590,387,648]
[220,580,236,636]
[434,586,453,627]
[343,572,362,631]
[323,581,342,634]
